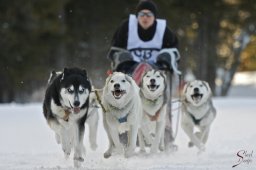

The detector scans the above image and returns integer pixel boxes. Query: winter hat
[136,0,158,17]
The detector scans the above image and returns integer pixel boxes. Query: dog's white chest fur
[141,96,163,116]
[186,102,211,120]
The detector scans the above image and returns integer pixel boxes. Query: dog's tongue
[114,90,121,96]
[192,93,202,102]
[73,107,80,113]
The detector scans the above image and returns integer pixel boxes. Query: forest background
[1,0,256,103]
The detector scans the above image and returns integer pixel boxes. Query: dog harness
[63,109,71,121]
[118,113,129,123]
[146,108,161,121]
[141,91,164,121]
[107,103,130,124]
[93,90,131,124]
[187,107,211,125]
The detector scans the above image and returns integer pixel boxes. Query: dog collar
[63,108,71,121]
[106,100,133,124]
[108,104,130,123]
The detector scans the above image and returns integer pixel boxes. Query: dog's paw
[104,151,112,159]
[74,156,84,162]
[73,159,82,168]
[150,146,158,154]
[198,144,206,154]
[159,145,165,151]
[125,149,135,158]
[188,141,194,148]
[140,148,146,153]
[62,147,71,158]
[73,156,84,168]
[168,143,178,152]
[90,143,98,151]
[64,151,70,159]
[197,148,206,155]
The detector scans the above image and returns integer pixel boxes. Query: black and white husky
[43,67,92,167]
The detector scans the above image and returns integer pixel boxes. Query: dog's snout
[194,87,199,93]
[114,83,120,89]
[74,101,80,107]
[150,79,156,84]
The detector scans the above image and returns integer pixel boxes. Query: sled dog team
[43,67,216,167]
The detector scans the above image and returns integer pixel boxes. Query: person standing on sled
[108,0,180,75]
[107,0,180,151]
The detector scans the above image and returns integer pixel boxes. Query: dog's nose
[74,101,80,107]
[114,83,120,89]
[194,88,199,93]
[150,79,156,84]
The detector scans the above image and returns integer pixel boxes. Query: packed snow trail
[0,98,255,170]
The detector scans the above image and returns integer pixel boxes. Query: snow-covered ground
[0,97,255,170]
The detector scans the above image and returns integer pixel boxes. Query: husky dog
[102,72,142,158]
[43,67,92,167]
[139,70,167,153]
[181,80,216,153]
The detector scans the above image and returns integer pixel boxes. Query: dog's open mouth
[147,84,159,91]
[191,93,203,102]
[112,89,126,99]
[69,101,81,113]
[73,107,80,113]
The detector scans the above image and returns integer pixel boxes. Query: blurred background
[0,0,255,103]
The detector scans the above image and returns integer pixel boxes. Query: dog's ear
[181,82,191,101]
[125,74,133,84]
[105,73,113,85]
[182,82,190,95]
[82,69,87,77]
[139,70,149,87]
[61,68,69,81]
[125,74,140,93]
[202,81,212,96]
[48,70,57,84]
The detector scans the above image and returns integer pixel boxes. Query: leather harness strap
[94,90,107,113]
[63,109,71,121]
[146,107,162,121]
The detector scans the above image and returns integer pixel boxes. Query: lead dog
[102,72,142,158]
[47,70,99,151]
[139,70,167,153]
[181,80,216,153]
[43,68,93,167]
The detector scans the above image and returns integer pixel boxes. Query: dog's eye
[122,79,126,83]
[79,88,84,93]
[156,75,160,78]
[189,85,193,88]
[200,84,203,87]
[67,88,74,94]
[110,80,114,83]
[146,75,150,78]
